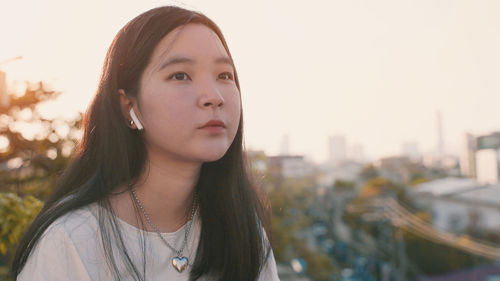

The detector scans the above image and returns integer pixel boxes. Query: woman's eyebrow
[215,57,234,67]
[158,57,194,71]
[158,56,234,71]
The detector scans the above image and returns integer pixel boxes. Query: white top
[17,203,280,281]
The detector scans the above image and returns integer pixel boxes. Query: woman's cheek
[230,97,242,136]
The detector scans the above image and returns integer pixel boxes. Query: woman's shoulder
[43,202,100,240]
[17,203,108,281]
[31,202,103,259]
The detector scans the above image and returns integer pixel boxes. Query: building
[328,135,347,166]
[279,134,290,156]
[318,160,364,187]
[457,131,500,184]
[459,133,476,178]
[348,143,366,163]
[436,111,445,160]
[402,142,420,162]
[476,132,500,184]
[246,150,268,174]
[376,156,426,184]
[411,178,500,234]
[268,155,314,179]
[476,149,500,184]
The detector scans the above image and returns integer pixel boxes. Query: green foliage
[360,164,379,181]
[0,193,43,255]
[333,179,355,191]
[359,177,403,198]
[266,184,335,279]
[0,80,76,280]
[0,193,43,280]
[345,188,491,279]
[268,186,313,260]
[410,177,429,187]
[295,241,335,280]
[403,230,486,275]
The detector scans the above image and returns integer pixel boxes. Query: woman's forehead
[149,23,230,72]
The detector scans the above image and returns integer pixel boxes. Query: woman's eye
[218,72,233,81]
[168,72,190,81]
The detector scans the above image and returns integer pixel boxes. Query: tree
[0,81,81,199]
[333,179,355,191]
[359,177,404,199]
[0,193,43,279]
[360,164,379,181]
[0,80,80,280]
[266,178,336,280]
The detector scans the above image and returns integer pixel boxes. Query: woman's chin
[199,151,228,163]
[193,146,230,163]
[189,139,231,161]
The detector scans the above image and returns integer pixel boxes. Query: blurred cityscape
[1,63,500,281]
[247,128,500,280]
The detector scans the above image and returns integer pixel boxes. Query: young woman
[12,6,279,281]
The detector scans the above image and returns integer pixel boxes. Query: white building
[328,135,346,166]
[402,142,420,162]
[268,155,314,179]
[411,178,500,234]
[476,149,500,184]
[318,160,363,187]
[279,134,290,156]
[348,143,366,163]
[460,133,476,178]
[475,133,500,184]
[459,132,500,184]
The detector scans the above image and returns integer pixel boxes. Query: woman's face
[135,23,241,163]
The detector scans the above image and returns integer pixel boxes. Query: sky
[1,0,499,163]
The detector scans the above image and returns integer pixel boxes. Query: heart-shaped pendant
[172,256,188,272]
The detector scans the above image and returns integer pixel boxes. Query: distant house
[268,155,314,179]
[411,177,500,234]
[318,160,364,187]
[460,131,500,184]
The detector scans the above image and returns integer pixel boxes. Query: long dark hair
[12,6,271,280]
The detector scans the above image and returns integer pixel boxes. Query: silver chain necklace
[130,186,197,273]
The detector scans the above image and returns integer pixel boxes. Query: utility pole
[396,228,408,280]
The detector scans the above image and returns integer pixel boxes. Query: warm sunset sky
[1,0,499,162]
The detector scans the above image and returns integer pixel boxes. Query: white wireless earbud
[129,108,144,130]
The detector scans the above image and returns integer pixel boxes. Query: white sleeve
[257,223,280,281]
[17,223,94,281]
[258,247,280,281]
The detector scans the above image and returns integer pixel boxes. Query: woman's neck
[111,152,202,233]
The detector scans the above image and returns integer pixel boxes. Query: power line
[348,197,500,260]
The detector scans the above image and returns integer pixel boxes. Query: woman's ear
[118,89,138,129]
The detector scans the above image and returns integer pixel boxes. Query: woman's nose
[198,79,224,109]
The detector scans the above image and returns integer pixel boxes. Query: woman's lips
[200,126,225,134]
[200,120,226,128]
[199,120,226,134]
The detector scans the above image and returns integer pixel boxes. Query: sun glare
[0,135,9,153]
[9,121,44,141]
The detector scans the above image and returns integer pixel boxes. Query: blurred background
[1,0,499,280]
